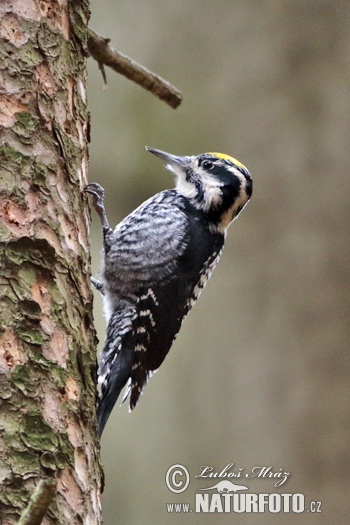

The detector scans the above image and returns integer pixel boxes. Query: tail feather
[97,305,136,436]
[97,342,133,436]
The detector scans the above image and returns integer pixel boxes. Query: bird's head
[146,147,253,234]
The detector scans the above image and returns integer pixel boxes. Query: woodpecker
[85,148,252,435]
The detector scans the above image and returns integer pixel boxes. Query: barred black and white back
[85,148,252,436]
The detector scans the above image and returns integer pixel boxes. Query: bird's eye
[202,160,213,170]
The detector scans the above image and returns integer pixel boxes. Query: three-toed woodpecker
[85,148,252,435]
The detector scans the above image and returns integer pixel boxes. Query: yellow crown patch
[208,152,246,170]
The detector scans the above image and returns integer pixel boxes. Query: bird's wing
[101,191,190,411]
[105,191,189,289]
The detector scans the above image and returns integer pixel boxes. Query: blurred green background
[88,1,350,523]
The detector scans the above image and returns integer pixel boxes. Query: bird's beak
[146,147,191,174]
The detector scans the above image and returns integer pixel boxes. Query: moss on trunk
[0,1,102,523]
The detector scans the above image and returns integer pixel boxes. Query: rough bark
[0,1,102,524]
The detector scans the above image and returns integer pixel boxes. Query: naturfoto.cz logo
[165,463,322,514]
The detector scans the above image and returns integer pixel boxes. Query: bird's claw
[84,183,109,229]
[84,183,105,202]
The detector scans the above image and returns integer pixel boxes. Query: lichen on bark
[0,1,102,523]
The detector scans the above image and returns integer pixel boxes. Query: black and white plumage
[85,148,252,436]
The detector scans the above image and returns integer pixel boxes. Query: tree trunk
[0,1,102,523]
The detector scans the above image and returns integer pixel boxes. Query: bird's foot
[84,183,109,229]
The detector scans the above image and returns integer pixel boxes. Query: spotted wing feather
[98,192,191,427]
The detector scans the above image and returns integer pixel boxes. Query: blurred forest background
[87,1,349,523]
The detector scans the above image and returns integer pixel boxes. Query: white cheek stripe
[199,174,223,211]
[175,169,223,208]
